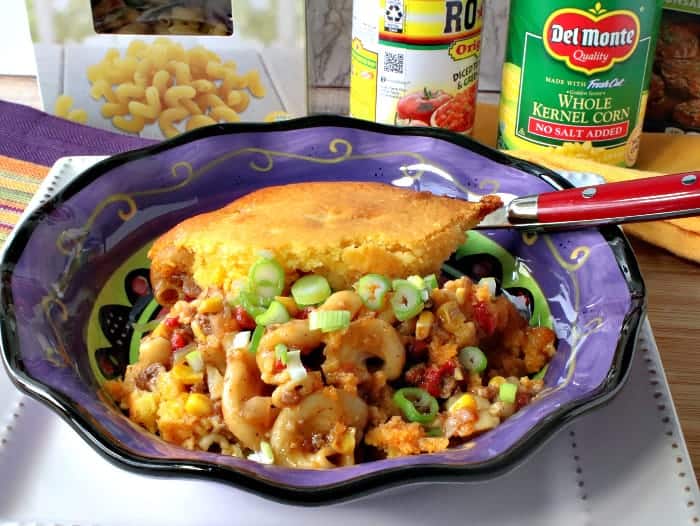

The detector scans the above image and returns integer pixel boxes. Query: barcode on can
[383,51,404,74]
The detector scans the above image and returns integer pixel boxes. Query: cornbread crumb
[365,416,449,457]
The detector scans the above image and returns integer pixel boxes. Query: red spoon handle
[535,171,700,224]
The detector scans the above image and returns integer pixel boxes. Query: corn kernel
[338,428,356,455]
[185,393,213,416]
[191,320,206,341]
[488,375,506,388]
[157,395,194,444]
[475,286,490,302]
[449,393,477,413]
[415,311,434,340]
[171,363,204,385]
[455,287,467,305]
[275,296,299,317]
[128,391,158,432]
[156,371,185,399]
[151,322,169,339]
[197,295,223,314]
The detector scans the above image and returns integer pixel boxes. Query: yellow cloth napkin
[472,103,700,263]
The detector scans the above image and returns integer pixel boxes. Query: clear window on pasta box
[24,0,308,140]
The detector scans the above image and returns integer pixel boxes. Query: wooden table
[2,75,699,479]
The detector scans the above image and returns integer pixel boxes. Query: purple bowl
[0,116,645,505]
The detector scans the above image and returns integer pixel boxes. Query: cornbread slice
[149,182,501,304]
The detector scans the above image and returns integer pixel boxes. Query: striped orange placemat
[0,155,48,245]
[0,100,154,247]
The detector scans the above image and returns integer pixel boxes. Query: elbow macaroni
[159,107,190,138]
[113,114,146,134]
[83,38,270,138]
[186,114,218,131]
[54,95,88,124]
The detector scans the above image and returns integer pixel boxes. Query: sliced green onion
[248,257,285,300]
[254,300,290,326]
[478,277,497,297]
[226,292,240,306]
[393,387,439,424]
[261,440,274,460]
[232,330,251,350]
[275,343,289,365]
[423,274,439,291]
[308,310,351,332]
[291,274,331,306]
[532,364,548,380]
[499,382,518,404]
[172,343,196,365]
[458,346,487,373]
[407,275,431,302]
[249,325,265,354]
[407,275,425,290]
[238,289,267,317]
[286,349,307,382]
[424,427,444,437]
[390,280,425,321]
[248,440,274,465]
[355,274,392,310]
[131,318,161,333]
[185,350,204,373]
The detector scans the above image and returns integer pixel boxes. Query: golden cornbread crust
[149,182,501,303]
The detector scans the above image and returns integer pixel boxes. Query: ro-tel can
[498,0,664,166]
[350,0,484,134]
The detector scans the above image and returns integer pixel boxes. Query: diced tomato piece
[420,360,456,397]
[164,317,179,329]
[408,339,429,361]
[439,360,455,376]
[234,305,256,330]
[473,301,496,336]
[421,366,442,397]
[273,359,286,373]
[171,332,187,350]
[516,391,531,410]
[295,307,313,320]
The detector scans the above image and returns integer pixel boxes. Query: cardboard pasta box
[644,0,700,134]
[24,0,308,140]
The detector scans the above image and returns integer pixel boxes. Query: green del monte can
[498,0,664,166]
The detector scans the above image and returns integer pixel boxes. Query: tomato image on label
[430,84,478,133]
[396,88,453,125]
[350,0,484,135]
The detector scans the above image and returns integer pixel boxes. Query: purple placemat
[0,100,154,167]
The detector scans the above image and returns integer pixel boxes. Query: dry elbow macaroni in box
[24,0,307,139]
